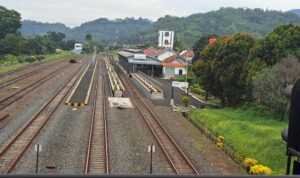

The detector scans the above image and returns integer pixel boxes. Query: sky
[0,0,299,27]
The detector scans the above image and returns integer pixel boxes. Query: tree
[249,24,300,66]
[252,56,300,119]
[0,6,21,39]
[192,34,218,64]
[173,35,186,53]
[193,33,255,107]
[0,33,25,55]
[85,34,92,41]
[46,31,66,48]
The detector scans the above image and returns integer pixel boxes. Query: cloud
[0,0,299,27]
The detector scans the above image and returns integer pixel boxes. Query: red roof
[161,55,186,67]
[144,47,169,58]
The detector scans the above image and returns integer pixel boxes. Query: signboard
[34,144,42,153]
[134,54,146,60]
[172,81,189,88]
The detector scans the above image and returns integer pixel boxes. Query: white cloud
[0,0,299,27]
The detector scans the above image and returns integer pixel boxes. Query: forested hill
[288,9,300,17]
[123,7,300,47]
[20,8,300,46]
[21,18,152,43]
[20,20,70,36]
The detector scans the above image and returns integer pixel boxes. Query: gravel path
[151,105,245,175]
[104,60,174,175]
[12,57,94,174]
[0,57,88,148]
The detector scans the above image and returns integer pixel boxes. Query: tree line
[0,5,77,58]
[192,24,300,119]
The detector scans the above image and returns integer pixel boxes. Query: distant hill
[20,8,300,46]
[125,7,300,47]
[21,18,152,44]
[20,20,70,36]
[288,9,300,17]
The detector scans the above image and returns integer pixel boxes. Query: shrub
[243,158,258,171]
[37,55,44,61]
[249,164,272,175]
[252,56,300,119]
[181,96,190,107]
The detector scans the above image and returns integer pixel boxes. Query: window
[164,40,169,45]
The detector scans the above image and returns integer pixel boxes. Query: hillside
[126,7,300,47]
[288,9,300,17]
[21,18,152,44]
[20,20,70,36]
[20,8,300,46]
[66,17,152,43]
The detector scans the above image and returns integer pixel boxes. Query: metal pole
[186,57,188,96]
[150,146,153,174]
[171,87,174,106]
[36,144,39,174]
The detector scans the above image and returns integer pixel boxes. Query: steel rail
[85,57,109,174]
[0,57,92,173]
[117,61,198,175]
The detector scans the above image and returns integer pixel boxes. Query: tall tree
[0,6,21,39]
[193,33,255,107]
[192,34,218,64]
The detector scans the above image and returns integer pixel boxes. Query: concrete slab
[108,97,133,109]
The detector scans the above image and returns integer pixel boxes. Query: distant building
[158,31,174,49]
[179,50,194,64]
[118,49,162,77]
[161,55,187,79]
[73,43,83,54]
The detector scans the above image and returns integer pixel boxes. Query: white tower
[158,31,174,49]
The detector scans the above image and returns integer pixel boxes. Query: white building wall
[175,67,187,75]
[158,31,174,49]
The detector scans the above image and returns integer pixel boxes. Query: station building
[118,49,162,77]
[118,47,187,79]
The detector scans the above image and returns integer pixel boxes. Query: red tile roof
[144,47,169,58]
[161,55,186,67]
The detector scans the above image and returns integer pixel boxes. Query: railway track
[85,59,109,174]
[0,63,71,110]
[0,56,93,174]
[118,63,198,175]
[0,63,41,78]
[0,59,68,89]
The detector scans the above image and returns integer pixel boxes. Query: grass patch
[42,51,74,62]
[0,51,74,75]
[189,107,287,175]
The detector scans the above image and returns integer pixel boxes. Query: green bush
[37,55,44,61]
[181,96,190,107]
[24,56,37,63]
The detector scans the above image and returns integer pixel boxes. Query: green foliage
[0,6,21,39]
[19,8,300,47]
[181,96,190,107]
[192,34,218,64]
[193,33,255,107]
[252,57,300,119]
[249,24,300,66]
[189,108,286,174]
[190,84,206,95]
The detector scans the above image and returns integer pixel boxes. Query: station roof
[118,51,134,58]
[144,47,173,58]
[161,55,186,67]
